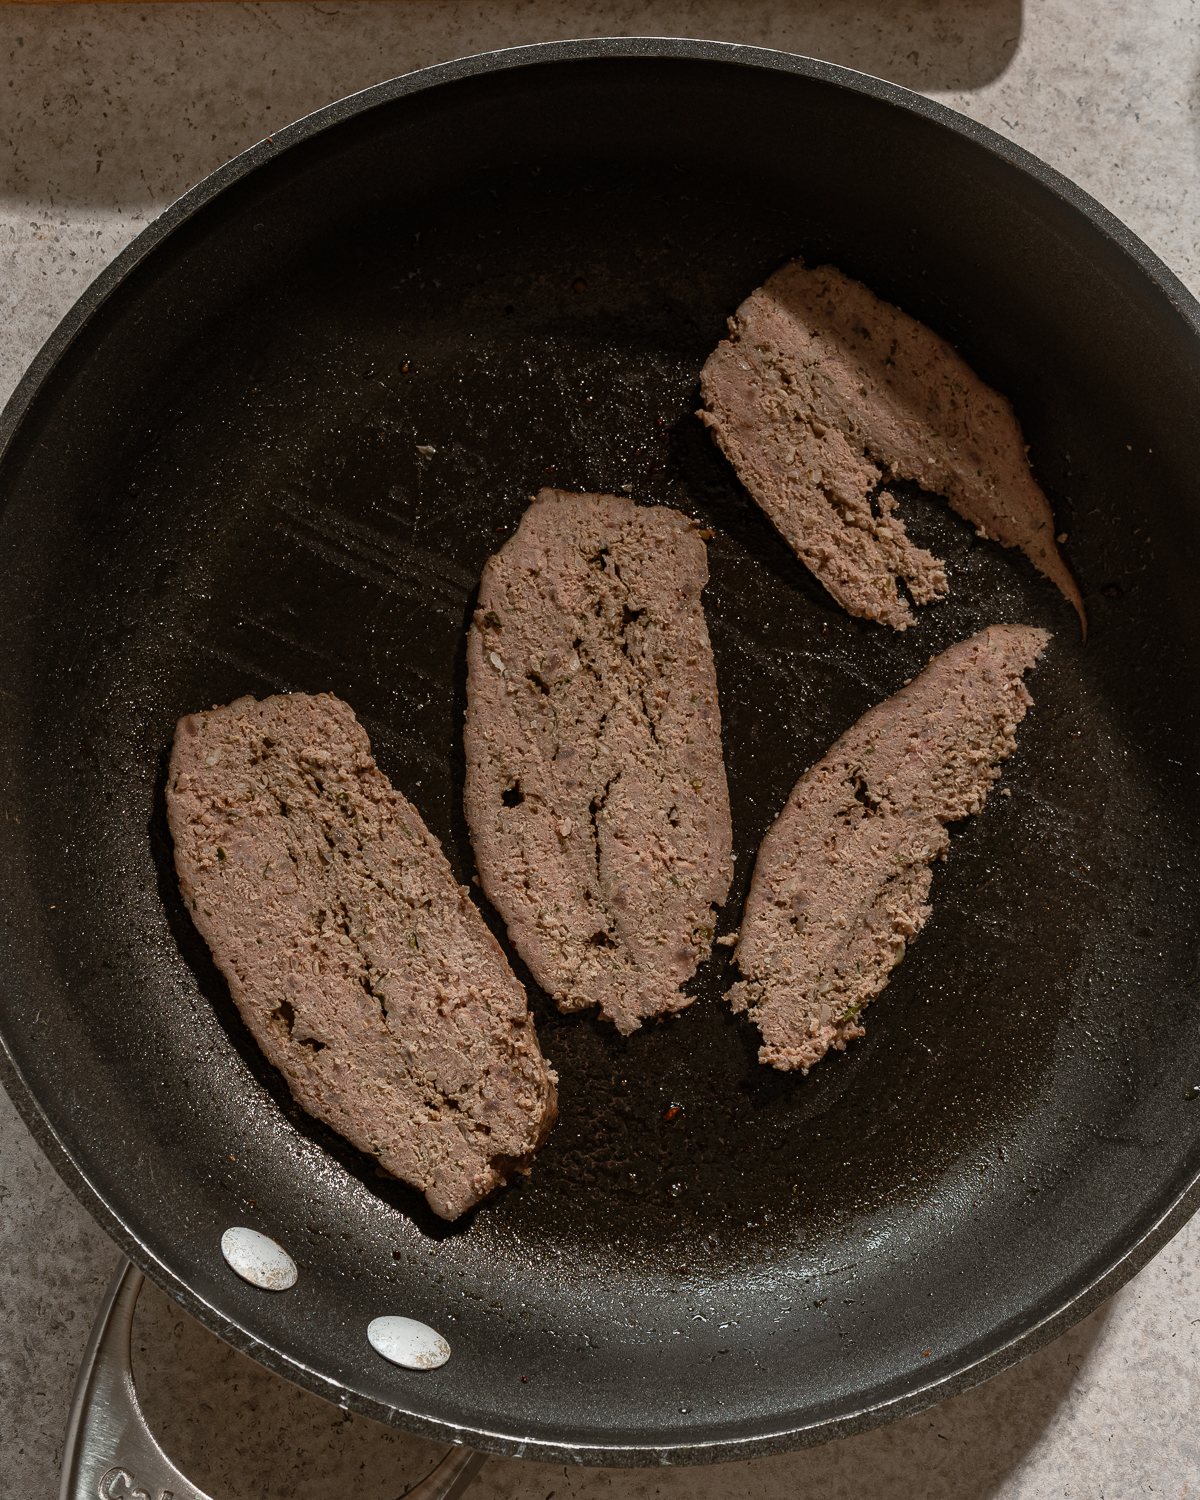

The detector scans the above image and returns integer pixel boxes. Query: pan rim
[4,36,1200,462]
[4,1036,1199,1465]
[3,35,1200,1466]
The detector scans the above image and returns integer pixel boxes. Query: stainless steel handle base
[401,1446,488,1500]
[60,1255,486,1500]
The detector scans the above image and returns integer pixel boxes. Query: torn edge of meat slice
[166,690,558,1220]
[698,258,1086,638]
[727,624,1051,1073]
[463,488,734,1035]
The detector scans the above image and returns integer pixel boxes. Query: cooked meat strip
[464,489,734,1036]
[166,691,558,1221]
[699,259,1086,635]
[728,624,1050,1072]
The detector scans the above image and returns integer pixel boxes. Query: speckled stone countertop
[3,4,1199,1497]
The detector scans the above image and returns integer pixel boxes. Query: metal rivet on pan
[368,1315,451,1370]
[221,1226,298,1291]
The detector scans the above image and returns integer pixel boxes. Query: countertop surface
[3,4,1199,1497]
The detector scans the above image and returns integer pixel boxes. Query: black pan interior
[3,44,1200,1464]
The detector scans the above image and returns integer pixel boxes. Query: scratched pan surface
[2,40,1200,1465]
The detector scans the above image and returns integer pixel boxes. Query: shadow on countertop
[2,0,1022,212]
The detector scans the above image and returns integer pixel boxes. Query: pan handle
[60,1255,487,1500]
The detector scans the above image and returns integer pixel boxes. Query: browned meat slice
[728,624,1050,1072]
[166,691,558,1221]
[464,489,734,1036]
[699,259,1086,635]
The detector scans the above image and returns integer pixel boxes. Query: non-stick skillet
[3,36,1200,1497]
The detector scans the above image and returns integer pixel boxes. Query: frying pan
[3,37,1200,1477]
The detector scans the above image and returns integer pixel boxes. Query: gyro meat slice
[464,488,734,1035]
[699,258,1085,635]
[729,624,1050,1072]
[167,691,558,1221]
